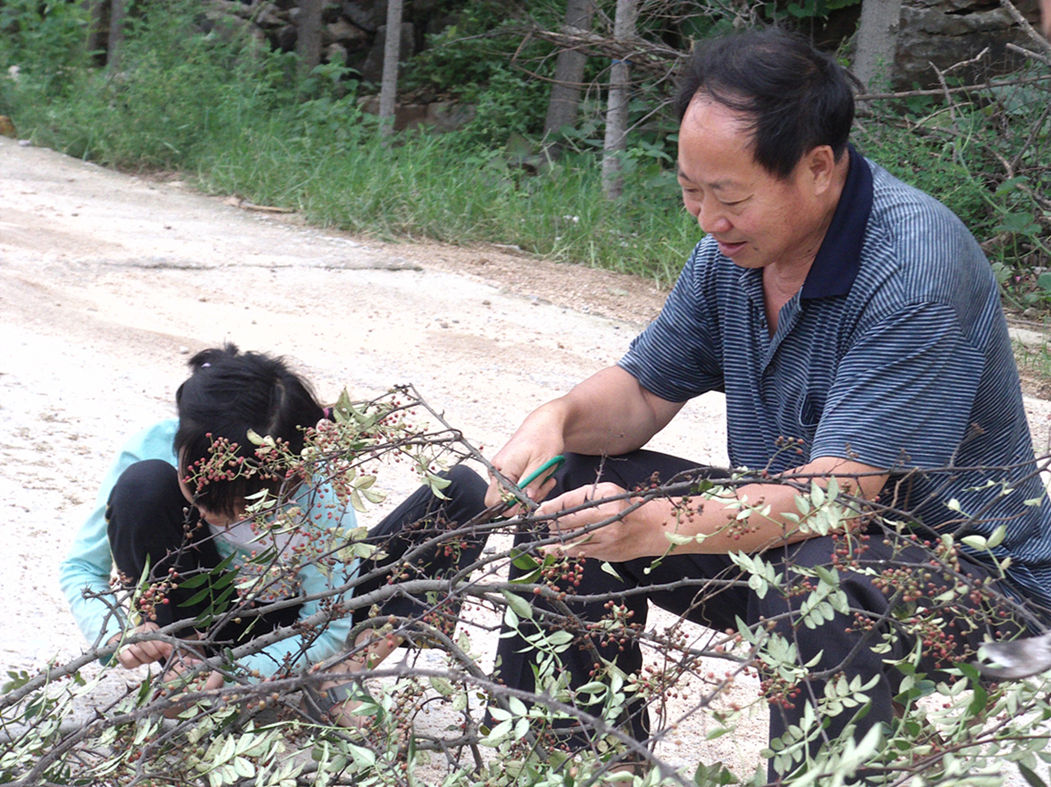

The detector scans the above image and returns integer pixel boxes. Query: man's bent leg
[492,451,722,751]
[753,531,1019,782]
[352,464,490,635]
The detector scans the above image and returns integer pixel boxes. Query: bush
[855,64,1051,313]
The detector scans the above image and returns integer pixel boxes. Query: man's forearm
[557,366,682,456]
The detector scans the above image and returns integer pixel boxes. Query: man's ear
[803,145,838,195]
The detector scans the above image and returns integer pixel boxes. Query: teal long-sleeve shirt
[59,419,358,679]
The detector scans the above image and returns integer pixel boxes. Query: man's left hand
[537,483,670,562]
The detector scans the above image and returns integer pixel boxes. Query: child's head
[174,344,325,521]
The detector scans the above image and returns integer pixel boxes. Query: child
[60,344,489,709]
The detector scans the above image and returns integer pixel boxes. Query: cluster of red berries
[134,569,178,620]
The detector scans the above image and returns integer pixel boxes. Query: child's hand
[109,622,173,669]
[162,661,224,691]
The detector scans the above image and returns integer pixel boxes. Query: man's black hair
[674,27,857,179]
[174,343,325,518]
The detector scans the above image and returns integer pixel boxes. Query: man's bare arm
[485,366,684,506]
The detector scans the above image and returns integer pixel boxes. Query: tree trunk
[107,0,126,71]
[83,0,107,63]
[852,0,902,90]
[297,0,324,78]
[379,0,404,136]
[602,0,636,200]
[542,0,595,157]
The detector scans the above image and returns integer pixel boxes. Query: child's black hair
[174,344,325,518]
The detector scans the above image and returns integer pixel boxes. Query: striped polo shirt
[619,145,1051,613]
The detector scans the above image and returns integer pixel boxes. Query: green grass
[0,3,696,289]
[1012,331,1051,398]
[0,0,1045,300]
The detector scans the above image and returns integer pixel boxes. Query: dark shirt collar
[800,144,874,300]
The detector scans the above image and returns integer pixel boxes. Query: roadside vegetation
[0,0,1047,293]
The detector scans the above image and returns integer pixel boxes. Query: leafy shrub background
[2,1,1045,294]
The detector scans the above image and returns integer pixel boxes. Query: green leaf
[232,756,254,779]
[546,630,574,646]
[693,760,739,785]
[987,524,1007,549]
[1017,763,1048,787]
[430,676,455,697]
[966,681,988,717]
[510,549,539,572]
[501,590,534,621]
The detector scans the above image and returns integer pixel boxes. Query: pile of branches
[2,387,1050,786]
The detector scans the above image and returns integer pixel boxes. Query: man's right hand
[485,407,566,509]
[109,621,173,669]
[485,366,682,510]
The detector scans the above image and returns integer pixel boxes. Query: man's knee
[444,463,487,502]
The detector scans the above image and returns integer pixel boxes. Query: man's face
[677,97,831,272]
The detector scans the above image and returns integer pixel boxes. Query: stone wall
[204,0,422,84]
[170,1,1051,98]
[861,0,1044,89]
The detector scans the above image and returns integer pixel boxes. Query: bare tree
[602,0,637,200]
[379,0,405,136]
[543,0,596,157]
[853,0,903,89]
[297,0,324,78]
[82,0,107,62]
[107,0,126,71]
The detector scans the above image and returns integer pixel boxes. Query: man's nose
[697,199,731,235]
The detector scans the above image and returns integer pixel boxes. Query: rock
[275,24,298,51]
[326,17,368,46]
[341,0,381,31]
[887,0,1043,88]
[254,1,287,28]
[426,101,475,132]
[324,42,348,67]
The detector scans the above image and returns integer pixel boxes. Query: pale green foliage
[4,393,1051,785]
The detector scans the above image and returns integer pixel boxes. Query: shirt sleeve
[59,421,179,656]
[237,484,359,679]
[618,243,725,402]
[811,300,984,470]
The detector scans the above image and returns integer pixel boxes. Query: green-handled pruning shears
[517,454,566,489]
[481,454,565,520]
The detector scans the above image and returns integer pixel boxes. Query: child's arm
[59,490,128,655]
[59,421,180,661]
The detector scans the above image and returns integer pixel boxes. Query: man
[486,28,1051,778]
